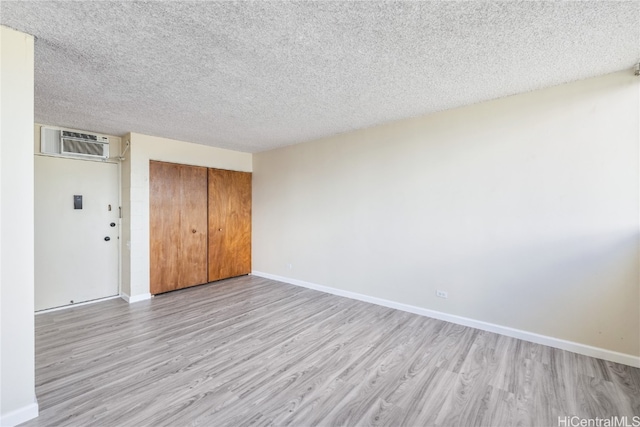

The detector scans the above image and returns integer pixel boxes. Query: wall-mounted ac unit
[41,127,110,160]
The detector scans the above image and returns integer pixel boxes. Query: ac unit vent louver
[62,137,104,157]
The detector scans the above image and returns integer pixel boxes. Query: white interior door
[35,155,119,311]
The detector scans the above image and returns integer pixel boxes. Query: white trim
[252,271,640,368]
[0,400,39,427]
[120,292,152,303]
[35,295,120,314]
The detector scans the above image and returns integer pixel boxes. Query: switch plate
[74,195,82,209]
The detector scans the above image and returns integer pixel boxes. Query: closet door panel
[150,161,208,294]
[150,161,182,294]
[179,164,208,287]
[208,168,252,282]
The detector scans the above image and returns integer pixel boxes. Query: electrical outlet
[286,263,293,270]
[436,290,448,299]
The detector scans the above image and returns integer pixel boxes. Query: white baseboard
[120,292,151,304]
[0,400,38,427]
[252,271,640,368]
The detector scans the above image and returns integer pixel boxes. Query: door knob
[104,236,111,241]
[192,229,197,233]
[110,222,116,227]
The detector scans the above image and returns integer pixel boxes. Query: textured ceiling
[1,1,639,153]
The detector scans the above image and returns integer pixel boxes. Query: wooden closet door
[150,161,208,294]
[208,168,252,282]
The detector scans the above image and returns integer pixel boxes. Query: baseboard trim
[0,400,38,427]
[120,292,152,303]
[35,295,120,314]
[252,271,640,368]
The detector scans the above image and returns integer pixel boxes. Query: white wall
[122,132,252,299]
[253,71,640,364]
[0,26,38,426]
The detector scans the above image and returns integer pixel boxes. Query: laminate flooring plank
[278,321,411,425]
[34,288,317,412]
[152,331,347,424]
[607,361,640,413]
[40,292,338,425]
[165,305,389,426]
[33,280,310,418]
[238,307,407,425]
[104,294,380,426]
[324,315,437,426]
[288,312,418,425]
[397,366,459,426]
[20,275,640,427]
[368,322,454,424]
[436,330,502,426]
[202,304,404,427]
[365,398,406,427]
[34,278,283,368]
[474,385,518,427]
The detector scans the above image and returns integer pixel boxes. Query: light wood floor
[22,275,640,427]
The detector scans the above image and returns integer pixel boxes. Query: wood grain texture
[208,168,251,282]
[22,276,640,427]
[149,161,208,294]
[180,163,209,286]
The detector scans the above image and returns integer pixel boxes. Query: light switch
[74,195,82,209]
